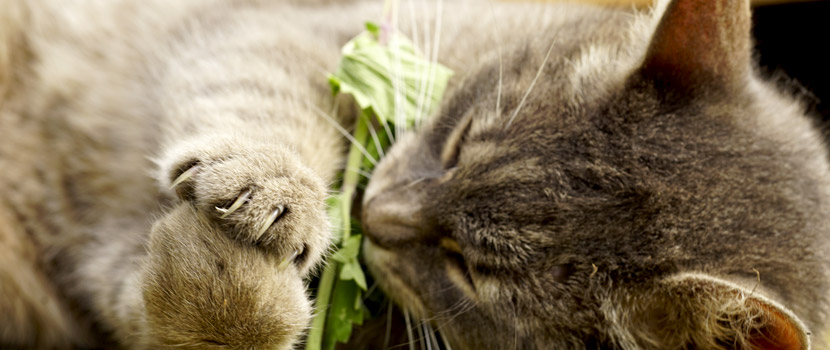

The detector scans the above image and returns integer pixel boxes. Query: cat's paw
[143,204,310,349]
[159,135,330,273]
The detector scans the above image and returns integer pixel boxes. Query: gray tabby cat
[363,0,830,348]
[0,0,826,349]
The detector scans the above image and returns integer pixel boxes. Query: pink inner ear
[641,0,751,89]
[747,300,805,350]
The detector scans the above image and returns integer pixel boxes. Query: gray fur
[363,0,829,349]
[0,0,827,349]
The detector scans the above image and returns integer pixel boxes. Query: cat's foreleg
[132,122,338,348]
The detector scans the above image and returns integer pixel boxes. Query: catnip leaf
[327,22,453,126]
[309,17,454,350]
[332,236,367,290]
[340,260,368,291]
[322,278,364,350]
[330,234,362,263]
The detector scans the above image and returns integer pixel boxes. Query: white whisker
[329,94,341,121]
[344,166,373,180]
[413,0,432,131]
[427,322,441,350]
[415,321,427,350]
[388,1,402,144]
[422,322,433,350]
[308,103,377,165]
[403,0,421,137]
[439,330,453,350]
[366,114,385,158]
[404,310,416,350]
[432,298,475,333]
[487,0,504,117]
[382,118,397,144]
[505,38,557,129]
[420,0,444,126]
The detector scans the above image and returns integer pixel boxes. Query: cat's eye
[440,237,463,255]
[440,114,474,169]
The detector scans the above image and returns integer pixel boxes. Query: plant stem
[340,111,370,241]
[305,110,370,350]
[305,262,337,350]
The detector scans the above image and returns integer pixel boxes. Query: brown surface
[504,0,824,8]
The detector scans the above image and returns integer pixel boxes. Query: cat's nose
[362,185,430,249]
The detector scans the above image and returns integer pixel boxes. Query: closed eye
[440,114,474,169]
[440,237,463,255]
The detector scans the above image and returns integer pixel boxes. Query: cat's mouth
[361,239,430,318]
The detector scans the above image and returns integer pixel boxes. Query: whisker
[439,330,453,350]
[427,322,441,350]
[505,38,557,129]
[308,103,378,165]
[366,114,386,158]
[328,92,341,121]
[404,310,416,350]
[364,281,379,298]
[382,118,397,144]
[422,0,444,125]
[401,0,420,138]
[487,0,504,117]
[407,0,421,82]
[388,1,402,144]
[384,303,394,349]
[426,297,469,320]
[329,164,374,181]
[413,0,432,132]
[433,298,476,333]
[422,322,433,350]
[348,167,373,180]
[416,319,427,350]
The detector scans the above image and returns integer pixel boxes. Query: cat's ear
[639,0,752,92]
[628,273,810,350]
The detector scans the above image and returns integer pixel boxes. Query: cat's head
[362,0,829,348]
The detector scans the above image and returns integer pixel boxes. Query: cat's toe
[159,136,331,274]
[143,204,311,349]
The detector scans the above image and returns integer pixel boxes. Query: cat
[360,0,830,349]
[0,0,360,347]
[0,0,827,350]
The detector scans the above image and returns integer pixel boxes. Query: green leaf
[365,21,380,36]
[330,235,362,263]
[322,277,365,350]
[328,23,453,126]
[309,16,455,350]
[332,235,367,290]
[340,260,368,291]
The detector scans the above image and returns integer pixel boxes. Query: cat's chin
[361,239,430,319]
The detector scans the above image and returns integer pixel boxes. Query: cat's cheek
[361,239,429,318]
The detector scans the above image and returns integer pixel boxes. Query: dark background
[753,1,830,132]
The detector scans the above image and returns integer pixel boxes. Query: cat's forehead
[454,7,663,141]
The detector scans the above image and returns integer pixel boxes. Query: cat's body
[1,0,828,349]
[0,0,361,347]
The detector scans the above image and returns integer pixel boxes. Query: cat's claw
[169,164,201,190]
[256,205,285,240]
[278,248,302,271]
[218,189,252,218]
[161,138,328,274]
